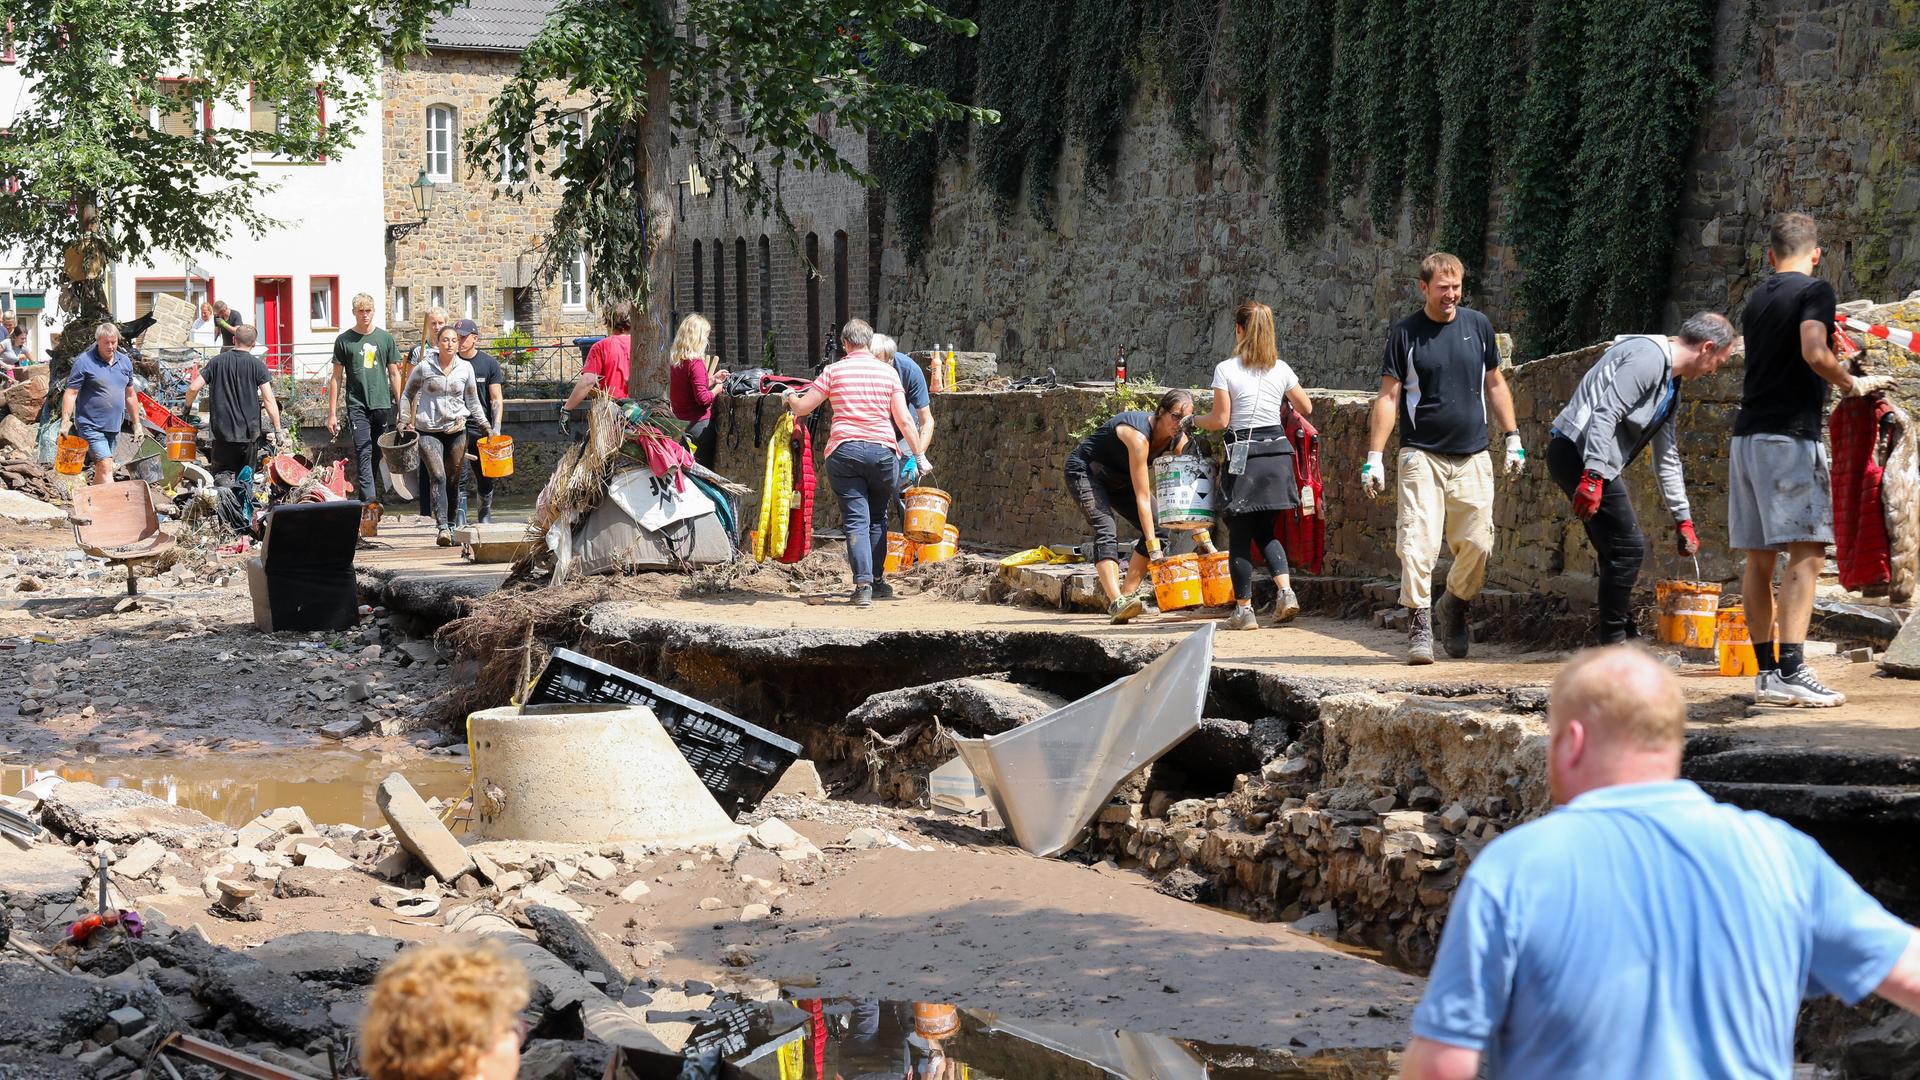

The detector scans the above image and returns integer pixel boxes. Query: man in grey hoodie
[1545,312,1735,643]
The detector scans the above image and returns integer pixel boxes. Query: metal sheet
[989,1019,1209,1080]
[952,623,1213,857]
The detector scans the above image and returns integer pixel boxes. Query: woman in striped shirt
[786,318,922,607]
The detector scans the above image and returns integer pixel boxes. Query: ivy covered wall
[876,0,1920,388]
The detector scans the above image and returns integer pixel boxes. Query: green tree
[0,0,449,370]
[468,0,993,399]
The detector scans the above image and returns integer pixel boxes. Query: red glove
[1572,470,1604,520]
[1676,520,1700,556]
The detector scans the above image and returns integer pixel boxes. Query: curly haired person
[360,942,530,1080]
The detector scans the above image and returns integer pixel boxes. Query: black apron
[1220,425,1298,514]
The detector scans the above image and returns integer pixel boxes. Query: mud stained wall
[705,341,1748,600]
[877,0,1920,389]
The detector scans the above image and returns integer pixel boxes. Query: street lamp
[386,169,436,242]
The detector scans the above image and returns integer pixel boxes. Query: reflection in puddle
[0,752,472,828]
[617,998,1395,1080]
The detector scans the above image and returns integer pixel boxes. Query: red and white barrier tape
[1843,316,1919,355]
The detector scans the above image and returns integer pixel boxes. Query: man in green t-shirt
[326,292,404,502]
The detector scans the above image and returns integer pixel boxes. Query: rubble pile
[1089,693,1550,965]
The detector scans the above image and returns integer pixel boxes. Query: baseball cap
[454,319,480,336]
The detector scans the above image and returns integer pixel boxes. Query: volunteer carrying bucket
[902,486,952,544]
[1152,454,1216,531]
[1152,554,1204,612]
[477,435,514,478]
[54,434,88,476]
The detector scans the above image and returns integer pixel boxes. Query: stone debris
[37,781,232,847]
[113,838,168,881]
[376,773,475,883]
[1880,614,1920,679]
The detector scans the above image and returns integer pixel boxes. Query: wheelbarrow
[67,480,177,599]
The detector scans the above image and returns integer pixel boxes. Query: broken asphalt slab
[37,781,233,847]
[0,962,157,1053]
[250,932,406,988]
[0,843,93,905]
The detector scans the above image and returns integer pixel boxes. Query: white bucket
[1152,454,1216,531]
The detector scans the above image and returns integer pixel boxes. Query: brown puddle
[0,751,473,828]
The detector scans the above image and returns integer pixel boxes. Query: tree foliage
[467,0,993,312]
[0,0,451,356]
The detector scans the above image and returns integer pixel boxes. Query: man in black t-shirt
[184,324,282,475]
[452,319,507,525]
[1730,214,1895,709]
[1363,252,1525,664]
[211,300,244,349]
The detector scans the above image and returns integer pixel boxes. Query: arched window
[691,240,704,314]
[425,105,456,182]
[832,230,850,342]
[804,233,820,368]
[713,241,727,365]
[733,237,748,366]
[757,236,772,366]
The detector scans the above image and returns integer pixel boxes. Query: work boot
[1225,605,1258,631]
[478,494,494,525]
[851,584,874,608]
[1108,595,1145,624]
[1271,586,1301,625]
[1407,608,1435,665]
[1434,589,1471,659]
[871,580,897,601]
[436,528,454,547]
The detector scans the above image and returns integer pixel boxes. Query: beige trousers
[1396,448,1494,610]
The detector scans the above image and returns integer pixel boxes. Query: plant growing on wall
[0,0,449,373]
[468,0,995,399]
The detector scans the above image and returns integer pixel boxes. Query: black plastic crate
[526,649,802,816]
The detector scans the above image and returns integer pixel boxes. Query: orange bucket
[941,523,959,545]
[912,1002,960,1039]
[884,532,919,573]
[918,541,959,564]
[1198,551,1233,607]
[1716,607,1758,677]
[165,423,198,462]
[54,434,88,476]
[477,435,514,478]
[1152,554,1203,612]
[901,486,951,543]
[359,502,384,538]
[1656,580,1720,648]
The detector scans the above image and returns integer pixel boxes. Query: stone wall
[382,50,602,356]
[878,0,1920,390]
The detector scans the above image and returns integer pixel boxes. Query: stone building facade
[878,0,1920,390]
[667,126,882,376]
[382,23,602,362]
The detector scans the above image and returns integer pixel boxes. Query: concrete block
[767,760,827,800]
[376,773,475,883]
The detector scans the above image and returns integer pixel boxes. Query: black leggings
[1225,510,1290,601]
[417,430,468,530]
[687,419,718,469]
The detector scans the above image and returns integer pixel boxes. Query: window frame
[424,104,456,183]
[309,275,341,331]
[149,78,213,142]
[560,251,588,312]
[392,287,411,324]
[463,284,479,322]
[250,83,328,165]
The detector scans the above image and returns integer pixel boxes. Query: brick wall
[667,128,878,377]
[878,0,1920,391]
[382,50,603,357]
[707,340,1762,601]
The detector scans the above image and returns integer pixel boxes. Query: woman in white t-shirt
[1194,301,1314,631]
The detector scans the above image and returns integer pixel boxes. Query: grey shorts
[1728,433,1833,550]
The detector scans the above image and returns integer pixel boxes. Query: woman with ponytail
[1194,301,1313,630]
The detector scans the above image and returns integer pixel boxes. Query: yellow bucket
[1198,551,1234,607]
[54,434,88,476]
[477,435,514,478]
[1656,580,1720,648]
[884,532,919,573]
[1152,554,1204,612]
[902,486,951,544]
[1716,607,1758,677]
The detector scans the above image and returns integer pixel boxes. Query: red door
[254,277,294,374]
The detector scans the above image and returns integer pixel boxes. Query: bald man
[1403,647,1920,1080]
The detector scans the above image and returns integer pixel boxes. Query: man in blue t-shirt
[874,334,932,540]
[1403,646,1920,1080]
[60,322,141,485]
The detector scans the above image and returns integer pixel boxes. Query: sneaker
[1757,668,1846,708]
[1434,590,1471,659]
[851,584,874,608]
[1108,595,1145,624]
[435,528,454,547]
[871,580,897,601]
[1271,586,1301,625]
[1407,608,1435,665]
[1225,606,1259,631]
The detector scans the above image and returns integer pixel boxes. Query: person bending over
[1065,389,1193,624]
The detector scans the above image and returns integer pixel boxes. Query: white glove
[1503,432,1526,477]
[1845,374,1895,398]
[914,455,933,478]
[1360,451,1386,498]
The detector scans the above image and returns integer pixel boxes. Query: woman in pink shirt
[667,314,728,467]
[786,319,919,607]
